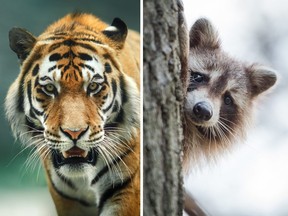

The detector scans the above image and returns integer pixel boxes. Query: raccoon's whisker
[210,126,217,142]
[207,127,212,157]
[219,117,235,129]
[215,124,229,146]
[193,125,203,142]
[219,117,238,127]
[217,122,234,150]
[218,118,237,140]
[205,127,215,158]
[212,126,224,155]
[219,124,234,140]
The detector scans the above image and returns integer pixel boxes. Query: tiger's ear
[103,18,128,49]
[189,18,220,50]
[247,64,277,97]
[9,27,36,63]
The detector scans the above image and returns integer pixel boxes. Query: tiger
[5,13,140,216]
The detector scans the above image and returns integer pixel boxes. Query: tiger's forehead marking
[39,56,62,82]
[38,53,105,84]
[35,36,119,79]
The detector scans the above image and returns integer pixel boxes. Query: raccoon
[183,18,277,169]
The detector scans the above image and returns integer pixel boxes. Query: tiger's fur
[6,13,140,216]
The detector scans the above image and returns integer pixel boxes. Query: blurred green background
[0,0,139,215]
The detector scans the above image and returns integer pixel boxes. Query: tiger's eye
[44,84,56,93]
[88,82,98,91]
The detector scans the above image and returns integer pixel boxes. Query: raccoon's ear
[189,18,220,49]
[9,27,36,63]
[248,64,277,97]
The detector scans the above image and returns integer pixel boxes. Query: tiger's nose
[60,127,89,142]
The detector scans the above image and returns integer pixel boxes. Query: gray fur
[183,18,277,169]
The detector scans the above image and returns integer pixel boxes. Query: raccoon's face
[186,52,250,140]
[185,18,277,142]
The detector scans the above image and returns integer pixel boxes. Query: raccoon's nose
[193,102,213,121]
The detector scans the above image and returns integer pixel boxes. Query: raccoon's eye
[224,94,233,105]
[191,72,204,83]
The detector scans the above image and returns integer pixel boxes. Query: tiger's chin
[51,147,97,178]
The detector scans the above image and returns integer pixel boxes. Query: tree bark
[143,0,185,215]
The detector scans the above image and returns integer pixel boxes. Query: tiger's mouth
[52,147,97,167]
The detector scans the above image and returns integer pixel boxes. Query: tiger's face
[6,15,139,179]
[6,14,140,215]
[35,48,116,177]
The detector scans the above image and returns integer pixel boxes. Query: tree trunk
[143,0,186,215]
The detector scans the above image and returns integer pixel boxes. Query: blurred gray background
[0,1,139,215]
[183,0,288,215]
